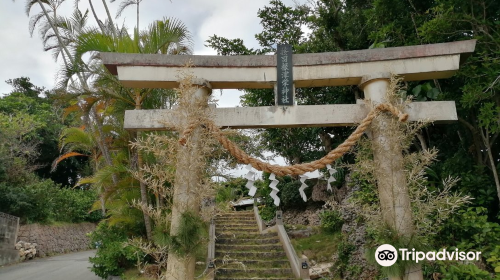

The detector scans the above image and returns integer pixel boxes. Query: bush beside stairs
[214,210,296,280]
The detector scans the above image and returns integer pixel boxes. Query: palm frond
[28,12,47,36]
[115,0,136,19]
[52,151,88,171]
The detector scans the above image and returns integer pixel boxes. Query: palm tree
[24,0,120,194]
[67,17,192,240]
[112,0,143,35]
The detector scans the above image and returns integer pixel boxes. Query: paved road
[0,250,101,280]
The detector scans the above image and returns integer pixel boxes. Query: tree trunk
[481,128,500,205]
[416,132,428,151]
[458,116,484,165]
[88,0,105,33]
[134,90,152,241]
[136,144,153,240]
[136,1,140,34]
[100,0,116,37]
[165,83,210,280]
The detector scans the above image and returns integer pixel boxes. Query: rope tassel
[269,173,280,206]
[326,164,337,192]
[244,164,257,197]
[299,171,321,202]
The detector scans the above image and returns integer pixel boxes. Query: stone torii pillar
[101,40,476,280]
[165,80,211,280]
[361,74,419,280]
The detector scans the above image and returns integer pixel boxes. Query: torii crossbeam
[102,40,475,130]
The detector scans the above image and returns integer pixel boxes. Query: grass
[290,228,342,263]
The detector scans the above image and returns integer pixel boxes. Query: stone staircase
[214,211,296,280]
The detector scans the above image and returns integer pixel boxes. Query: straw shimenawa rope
[179,103,409,177]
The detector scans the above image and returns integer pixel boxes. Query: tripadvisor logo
[375,244,482,266]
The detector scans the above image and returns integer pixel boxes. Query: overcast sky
[1,0,296,175]
[0,0,302,107]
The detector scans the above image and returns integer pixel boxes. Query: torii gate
[101,39,476,280]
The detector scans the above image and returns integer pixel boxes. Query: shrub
[52,187,102,223]
[439,207,500,255]
[439,263,493,280]
[320,210,344,234]
[0,179,101,223]
[88,222,143,279]
[259,203,276,221]
[280,180,309,209]
[0,180,57,223]
[333,239,356,278]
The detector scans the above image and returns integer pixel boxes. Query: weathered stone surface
[124,101,458,131]
[16,223,96,258]
[283,207,322,226]
[103,39,477,90]
[311,181,331,202]
[287,228,314,239]
[0,212,20,266]
[330,183,378,280]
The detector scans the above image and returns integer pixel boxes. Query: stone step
[217,227,260,233]
[216,232,278,239]
[216,267,293,276]
[215,259,290,269]
[216,224,257,229]
[216,244,283,252]
[217,237,280,245]
[217,225,259,231]
[215,251,287,259]
[215,220,257,225]
[216,211,254,217]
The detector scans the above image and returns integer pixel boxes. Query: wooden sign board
[276,44,294,106]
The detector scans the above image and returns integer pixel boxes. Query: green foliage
[0,80,88,186]
[205,35,257,56]
[168,211,208,258]
[89,223,144,279]
[349,169,379,205]
[259,204,276,222]
[439,207,500,256]
[291,230,341,262]
[333,238,356,279]
[255,0,309,51]
[319,210,344,234]
[486,245,500,275]
[410,82,440,101]
[215,185,237,204]
[52,187,102,223]
[478,102,500,133]
[215,177,248,204]
[280,180,310,209]
[0,179,101,224]
[439,262,493,280]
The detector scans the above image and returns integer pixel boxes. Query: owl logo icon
[375,244,398,266]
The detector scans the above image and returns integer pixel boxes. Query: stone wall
[17,223,96,257]
[0,212,20,266]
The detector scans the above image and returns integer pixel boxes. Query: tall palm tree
[68,17,192,240]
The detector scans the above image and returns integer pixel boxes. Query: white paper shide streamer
[244,164,257,197]
[299,170,321,202]
[269,173,281,206]
[326,164,338,192]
